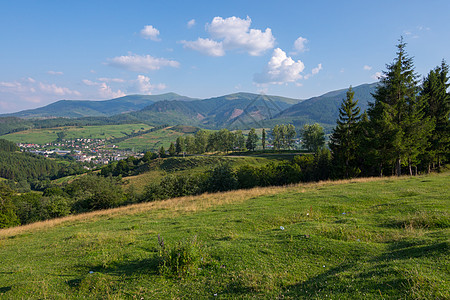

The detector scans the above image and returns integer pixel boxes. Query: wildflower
[280,226,285,230]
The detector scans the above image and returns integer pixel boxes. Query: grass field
[115,127,189,152]
[1,124,153,144]
[1,172,448,299]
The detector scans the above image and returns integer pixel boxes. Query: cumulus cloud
[254,48,305,84]
[82,79,125,98]
[140,25,160,41]
[181,38,225,56]
[129,75,166,94]
[98,82,125,98]
[363,65,372,71]
[47,70,64,75]
[293,37,308,53]
[106,53,180,72]
[182,16,275,56]
[187,19,196,28]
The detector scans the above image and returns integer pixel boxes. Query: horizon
[2,81,380,115]
[1,0,449,113]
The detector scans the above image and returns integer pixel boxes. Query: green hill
[0,172,448,298]
[275,83,378,127]
[0,93,194,119]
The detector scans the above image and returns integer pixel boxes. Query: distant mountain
[0,93,194,119]
[0,85,379,134]
[128,92,296,128]
[273,83,378,128]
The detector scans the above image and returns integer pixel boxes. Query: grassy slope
[115,127,187,152]
[0,173,449,299]
[1,124,153,144]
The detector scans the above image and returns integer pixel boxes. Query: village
[17,138,143,165]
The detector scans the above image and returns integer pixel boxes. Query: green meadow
[1,124,153,144]
[0,172,448,299]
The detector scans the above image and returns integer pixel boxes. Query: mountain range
[0,83,378,133]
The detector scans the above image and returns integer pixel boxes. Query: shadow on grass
[0,286,12,293]
[283,263,409,298]
[94,256,161,277]
[374,241,448,262]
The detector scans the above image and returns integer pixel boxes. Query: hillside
[274,83,377,127]
[0,172,448,298]
[0,85,378,133]
[128,92,295,129]
[0,93,193,119]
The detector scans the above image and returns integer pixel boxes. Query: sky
[1,0,450,113]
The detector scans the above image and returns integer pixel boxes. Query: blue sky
[1,0,449,113]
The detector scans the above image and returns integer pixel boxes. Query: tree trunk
[396,158,401,176]
[408,159,412,176]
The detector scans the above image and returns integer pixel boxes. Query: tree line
[330,39,449,178]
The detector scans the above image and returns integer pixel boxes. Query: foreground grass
[0,173,449,299]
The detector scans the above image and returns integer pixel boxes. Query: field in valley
[1,124,153,144]
[0,172,448,299]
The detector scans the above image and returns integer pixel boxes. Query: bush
[205,163,238,192]
[66,175,125,211]
[157,235,204,278]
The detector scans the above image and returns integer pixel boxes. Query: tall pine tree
[330,86,361,178]
[421,60,450,170]
[368,38,424,176]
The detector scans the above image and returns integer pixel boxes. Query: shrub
[157,234,204,278]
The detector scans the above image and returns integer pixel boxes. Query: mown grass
[0,173,448,299]
[1,124,153,144]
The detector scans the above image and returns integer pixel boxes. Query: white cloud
[0,78,81,107]
[140,25,160,41]
[303,64,322,80]
[98,82,125,98]
[181,38,225,57]
[363,65,372,71]
[371,71,383,80]
[312,63,322,75]
[129,75,166,94]
[187,19,196,28]
[47,70,63,75]
[293,37,308,53]
[38,82,81,96]
[82,79,98,86]
[182,16,275,56]
[254,48,305,84]
[107,53,180,72]
[97,77,126,83]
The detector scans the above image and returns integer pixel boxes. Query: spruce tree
[368,38,422,176]
[421,60,450,170]
[261,129,266,150]
[329,86,361,178]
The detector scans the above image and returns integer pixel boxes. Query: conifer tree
[368,38,424,176]
[421,60,450,170]
[261,128,266,150]
[330,86,361,178]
